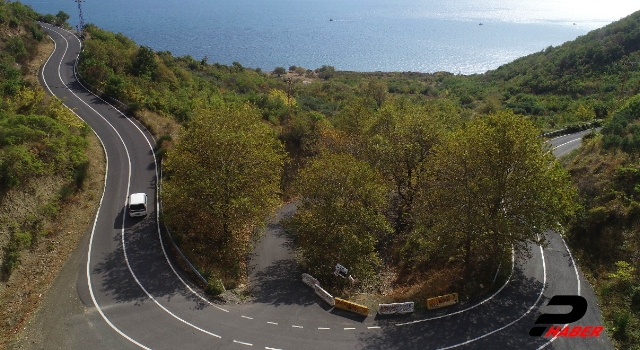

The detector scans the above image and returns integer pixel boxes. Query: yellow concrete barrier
[334,297,369,316]
[426,293,458,310]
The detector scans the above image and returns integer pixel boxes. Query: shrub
[205,278,225,296]
[29,23,45,41]
[58,185,75,201]
[612,310,631,340]
[631,285,640,312]
[273,67,286,77]
[40,200,60,219]
[0,145,45,188]
[73,161,90,188]
[12,231,32,249]
[3,251,21,273]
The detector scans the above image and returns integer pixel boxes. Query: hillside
[564,96,640,349]
[2,4,639,348]
[0,3,105,346]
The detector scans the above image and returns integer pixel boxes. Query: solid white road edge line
[46,25,222,342]
[41,31,150,350]
[58,26,232,315]
[536,235,582,350]
[59,22,530,340]
[436,244,548,349]
[396,248,516,326]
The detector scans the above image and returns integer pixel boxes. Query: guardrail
[542,120,602,139]
[158,167,211,287]
[71,34,217,290]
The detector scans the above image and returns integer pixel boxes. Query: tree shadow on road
[355,263,551,349]
[248,202,319,307]
[92,207,210,310]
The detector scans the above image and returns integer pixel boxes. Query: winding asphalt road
[30,23,613,350]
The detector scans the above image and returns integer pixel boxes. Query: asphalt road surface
[26,23,613,350]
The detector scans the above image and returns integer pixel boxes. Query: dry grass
[0,37,106,346]
[134,109,180,140]
[567,135,629,200]
[0,130,105,346]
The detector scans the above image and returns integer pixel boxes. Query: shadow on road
[248,202,320,307]
[356,262,550,349]
[92,207,210,310]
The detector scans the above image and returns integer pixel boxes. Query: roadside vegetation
[73,7,640,345]
[0,3,106,346]
[162,104,285,288]
[565,95,640,348]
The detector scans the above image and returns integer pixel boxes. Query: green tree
[132,46,158,78]
[162,103,285,283]
[6,36,27,63]
[55,11,70,25]
[317,65,335,79]
[420,111,577,278]
[364,102,455,246]
[104,74,128,101]
[294,66,306,76]
[364,79,388,108]
[273,66,286,77]
[286,153,391,288]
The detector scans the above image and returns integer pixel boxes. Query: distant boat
[330,19,333,22]
[479,23,483,26]
[573,23,577,25]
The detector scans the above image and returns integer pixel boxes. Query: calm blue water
[21,0,639,74]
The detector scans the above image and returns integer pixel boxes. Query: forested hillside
[566,96,640,348]
[0,2,104,345]
[69,8,640,349]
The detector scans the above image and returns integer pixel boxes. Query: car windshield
[130,204,145,212]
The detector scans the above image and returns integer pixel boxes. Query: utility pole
[74,0,85,34]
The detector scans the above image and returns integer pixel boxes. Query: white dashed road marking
[553,138,580,149]
[267,322,278,325]
[242,316,254,320]
[234,340,253,346]
[292,325,303,328]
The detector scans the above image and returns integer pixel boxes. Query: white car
[128,193,148,217]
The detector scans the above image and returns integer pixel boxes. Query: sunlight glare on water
[19,0,640,73]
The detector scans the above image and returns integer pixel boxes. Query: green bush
[40,200,60,219]
[0,145,45,188]
[612,310,631,340]
[205,278,225,296]
[3,251,20,273]
[631,285,640,312]
[29,23,44,41]
[58,185,75,201]
[12,231,32,249]
[73,161,90,188]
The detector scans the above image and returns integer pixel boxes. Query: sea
[19,0,640,74]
